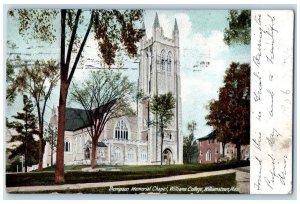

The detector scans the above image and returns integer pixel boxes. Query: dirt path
[235,166,250,194]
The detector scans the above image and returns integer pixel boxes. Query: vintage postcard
[4,8,294,195]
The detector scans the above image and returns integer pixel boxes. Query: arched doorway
[85,147,90,160]
[84,141,91,160]
[163,148,173,165]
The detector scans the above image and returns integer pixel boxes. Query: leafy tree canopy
[150,92,176,128]
[205,62,250,160]
[224,10,251,46]
[9,9,145,67]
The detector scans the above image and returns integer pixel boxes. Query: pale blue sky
[6,10,250,139]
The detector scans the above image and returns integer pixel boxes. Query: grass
[34,165,91,172]
[6,160,249,187]
[39,160,249,173]
[17,173,238,194]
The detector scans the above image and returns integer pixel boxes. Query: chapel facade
[44,13,183,166]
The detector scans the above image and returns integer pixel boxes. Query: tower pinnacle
[174,18,179,32]
[153,12,160,28]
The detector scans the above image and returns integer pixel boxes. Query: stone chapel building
[44,13,183,166]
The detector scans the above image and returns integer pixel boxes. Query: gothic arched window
[80,135,84,153]
[161,50,166,70]
[75,136,78,153]
[206,149,212,161]
[141,150,147,161]
[115,119,129,140]
[100,149,105,158]
[167,51,172,72]
[114,147,121,160]
[127,148,135,160]
[64,140,71,152]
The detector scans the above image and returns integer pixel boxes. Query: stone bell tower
[137,13,183,164]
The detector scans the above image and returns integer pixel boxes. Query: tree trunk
[91,139,97,169]
[38,120,44,172]
[236,143,241,161]
[222,143,225,157]
[188,149,190,164]
[55,82,68,184]
[189,145,192,163]
[24,157,28,173]
[160,126,164,167]
[24,146,28,173]
[51,132,53,166]
[55,9,67,184]
[25,105,28,173]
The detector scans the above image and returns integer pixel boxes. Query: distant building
[197,131,220,164]
[196,130,250,164]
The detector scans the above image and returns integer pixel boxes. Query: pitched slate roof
[197,130,217,141]
[65,100,116,132]
[65,108,92,131]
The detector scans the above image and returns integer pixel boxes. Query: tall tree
[9,9,144,183]
[7,60,59,172]
[183,121,197,164]
[6,95,39,172]
[206,63,250,160]
[205,100,231,157]
[187,121,197,137]
[224,10,251,46]
[150,92,176,167]
[70,70,135,168]
[44,123,57,167]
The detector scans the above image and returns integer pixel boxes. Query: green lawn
[6,160,249,187]
[39,160,249,173]
[17,173,238,194]
[35,165,91,172]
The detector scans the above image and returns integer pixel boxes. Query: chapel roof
[65,108,91,131]
[65,100,116,131]
[197,130,217,141]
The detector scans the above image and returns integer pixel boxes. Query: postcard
[4,8,294,195]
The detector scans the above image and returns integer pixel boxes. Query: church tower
[138,13,183,164]
[50,106,58,128]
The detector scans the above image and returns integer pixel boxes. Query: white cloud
[189,31,229,58]
[181,77,213,102]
